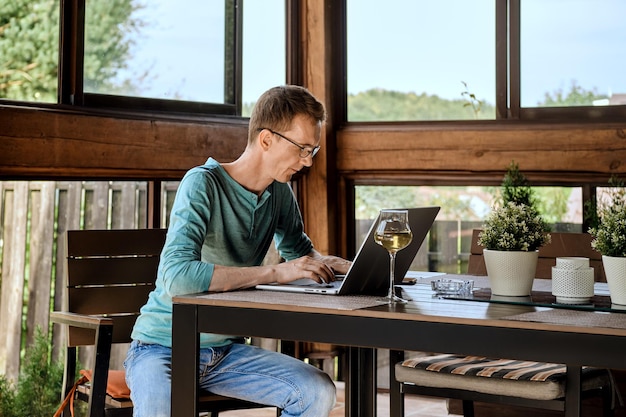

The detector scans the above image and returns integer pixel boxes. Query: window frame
[343,0,626,124]
[499,0,626,122]
[58,0,243,116]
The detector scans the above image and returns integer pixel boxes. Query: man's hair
[248,85,326,143]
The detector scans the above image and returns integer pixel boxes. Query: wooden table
[171,276,626,417]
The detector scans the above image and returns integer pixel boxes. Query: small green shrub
[589,178,626,257]
[0,328,64,417]
[0,375,17,417]
[501,161,535,208]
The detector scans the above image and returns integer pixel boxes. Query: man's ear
[258,129,273,151]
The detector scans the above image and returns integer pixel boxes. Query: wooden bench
[51,228,276,417]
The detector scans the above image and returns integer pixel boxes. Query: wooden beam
[0,106,248,179]
[336,122,626,177]
[299,0,341,256]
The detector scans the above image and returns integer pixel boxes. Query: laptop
[255,206,440,296]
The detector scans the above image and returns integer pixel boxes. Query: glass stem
[388,251,396,300]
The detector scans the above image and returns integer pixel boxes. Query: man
[124,85,351,417]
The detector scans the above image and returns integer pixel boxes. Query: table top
[173,274,626,338]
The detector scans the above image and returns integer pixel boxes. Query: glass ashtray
[431,279,474,295]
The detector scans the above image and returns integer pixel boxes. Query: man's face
[265,114,321,183]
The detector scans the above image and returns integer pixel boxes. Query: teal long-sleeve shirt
[131,158,313,348]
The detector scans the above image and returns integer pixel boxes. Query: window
[355,185,583,274]
[346,0,626,122]
[2,0,287,115]
[84,1,228,104]
[241,0,286,116]
[347,0,495,121]
[520,0,626,108]
[3,0,274,115]
[79,0,241,114]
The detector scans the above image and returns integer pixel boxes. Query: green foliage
[589,178,626,257]
[478,201,551,251]
[461,81,483,119]
[0,0,59,102]
[479,163,551,251]
[501,161,535,208]
[356,185,496,222]
[348,88,496,121]
[499,161,571,224]
[537,80,608,107]
[0,375,17,417]
[356,186,419,219]
[533,187,571,225]
[0,328,64,417]
[84,0,145,95]
[0,0,143,102]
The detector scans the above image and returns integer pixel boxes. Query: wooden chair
[51,228,276,417]
[389,230,616,417]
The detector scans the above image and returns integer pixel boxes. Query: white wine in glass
[374,209,413,304]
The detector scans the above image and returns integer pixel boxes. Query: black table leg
[171,303,200,417]
[565,365,582,417]
[346,346,376,417]
[389,350,405,417]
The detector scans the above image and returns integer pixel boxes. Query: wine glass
[374,209,413,304]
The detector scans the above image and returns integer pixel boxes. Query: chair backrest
[467,229,605,282]
[64,228,167,347]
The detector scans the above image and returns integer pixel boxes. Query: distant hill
[348,88,494,121]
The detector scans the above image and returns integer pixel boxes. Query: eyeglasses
[259,128,320,158]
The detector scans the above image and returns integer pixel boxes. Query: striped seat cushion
[395,354,610,400]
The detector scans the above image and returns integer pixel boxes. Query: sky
[112,0,626,108]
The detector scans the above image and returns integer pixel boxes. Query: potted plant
[478,201,551,252]
[478,162,551,296]
[588,179,626,305]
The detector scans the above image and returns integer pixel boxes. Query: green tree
[496,161,571,226]
[0,0,59,102]
[0,329,64,417]
[356,186,420,219]
[347,88,496,121]
[0,0,143,102]
[84,1,145,95]
[356,185,490,221]
[501,161,535,207]
[538,80,607,107]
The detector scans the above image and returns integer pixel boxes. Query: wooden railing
[0,180,179,382]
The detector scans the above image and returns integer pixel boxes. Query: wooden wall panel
[0,106,248,179]
[336,123,626,177]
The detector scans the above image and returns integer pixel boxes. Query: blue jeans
[124,340,336,417]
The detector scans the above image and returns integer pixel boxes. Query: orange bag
[53,369,131,417]
[79,369,131,399]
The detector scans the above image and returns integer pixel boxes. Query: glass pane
[521,0,626,108]
[347,0,495,121]
[0,0,60,103]
[84,0,227,103]
[355,185,583,274]
[241,0,285,117]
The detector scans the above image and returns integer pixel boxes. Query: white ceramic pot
[602,255,626,305]
[551,266,594,304]
[483,249,538,296]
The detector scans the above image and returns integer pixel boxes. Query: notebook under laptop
[255,206,440,296]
